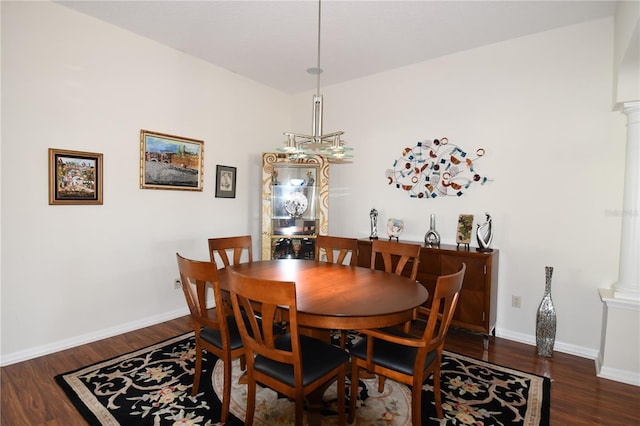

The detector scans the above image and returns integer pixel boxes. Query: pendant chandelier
[278,0,353,163]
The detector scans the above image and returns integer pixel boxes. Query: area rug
[55,332,550,425]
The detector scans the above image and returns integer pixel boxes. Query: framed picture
[48,148,103,205]
[456,214,474,246]
[215,165,237,198]
[140,129,204,191]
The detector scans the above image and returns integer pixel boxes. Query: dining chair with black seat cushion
[370,239,420,281]
[207,235,254,313]
[371,239,421,333]
[315,235,359,348]
[227,269,350,426]
[208,235,253,267]
[348,263,466,425]
[176,253,246,423]
[209,235,289,336]
[315,235,359,266]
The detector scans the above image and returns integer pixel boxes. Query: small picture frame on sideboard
[456,214,474,249]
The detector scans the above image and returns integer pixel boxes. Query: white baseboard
[0,307,189,367]
[497,329,640,386]
[597,365,640,386]
[495,327,599,360]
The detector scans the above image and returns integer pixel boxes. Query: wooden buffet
[357,238,499,347]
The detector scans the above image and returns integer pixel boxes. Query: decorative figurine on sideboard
[476,212,494,252]
[369,208,379,240]
[386,218,404,242]
[424,213,441,247]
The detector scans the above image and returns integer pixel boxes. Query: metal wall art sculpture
[385,138,489,198]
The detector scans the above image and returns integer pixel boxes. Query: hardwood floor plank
[1,316,639,425]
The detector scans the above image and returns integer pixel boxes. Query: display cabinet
[357,239,498,348]
[261,153,329,260]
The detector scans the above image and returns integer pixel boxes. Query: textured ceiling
[56,1,617,94]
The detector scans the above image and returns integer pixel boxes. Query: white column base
[597,288,640,386]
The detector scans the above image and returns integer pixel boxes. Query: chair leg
[245,374,256,426]
[377,375,386,393]
[191,344,202,396]
[348,362,359,424]
[411,382,422,426]
[295,393,304,425]
[434,368,443,419]
[220,356,232,422]
[337,365,346,426]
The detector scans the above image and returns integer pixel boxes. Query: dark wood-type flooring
[2,315,639,425]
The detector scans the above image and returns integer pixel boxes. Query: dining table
[217,258,428,424]
[218,258,428,333]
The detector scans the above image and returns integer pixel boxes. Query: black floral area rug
[55,332,550,425]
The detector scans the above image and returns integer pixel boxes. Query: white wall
[296,17,626,358]
[1,2,627,365]
[0,1,290,363]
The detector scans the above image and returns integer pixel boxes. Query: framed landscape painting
[140,129,204,191]
[215,165,237,198]
[48,148,103,205]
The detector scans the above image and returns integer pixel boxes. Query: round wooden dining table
[218,258,428,331]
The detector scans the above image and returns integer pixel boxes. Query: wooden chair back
[348,263,466,424]
[176,253,245,422]
[227,270,348,425]
[208,235,253,267]
[370,239,421,280]
[420,263,465,353]
[229,273,298,372]
[315,235,359,266]
[176,253,229,332]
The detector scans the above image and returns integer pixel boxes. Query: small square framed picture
[48,148,103,205]
[215,165,236,198]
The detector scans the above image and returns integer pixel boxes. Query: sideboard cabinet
[357,239,498,346]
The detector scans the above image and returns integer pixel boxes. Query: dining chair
[207,235,254,313]
[370,239,421,281]
[208,235,253,267]
[371,239,421,333]
[175,253,246,423]
[315,235,359,266]
[315,235,359,348]
[348,263,466,425]
[226,269,350,426]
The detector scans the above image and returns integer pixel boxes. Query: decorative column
[598,101,640,386]
[614,101,640,300]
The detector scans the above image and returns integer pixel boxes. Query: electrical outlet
[512,295,521,308]
[174,279,182,290]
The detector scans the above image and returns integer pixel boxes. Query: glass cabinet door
[261,153,329,260]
